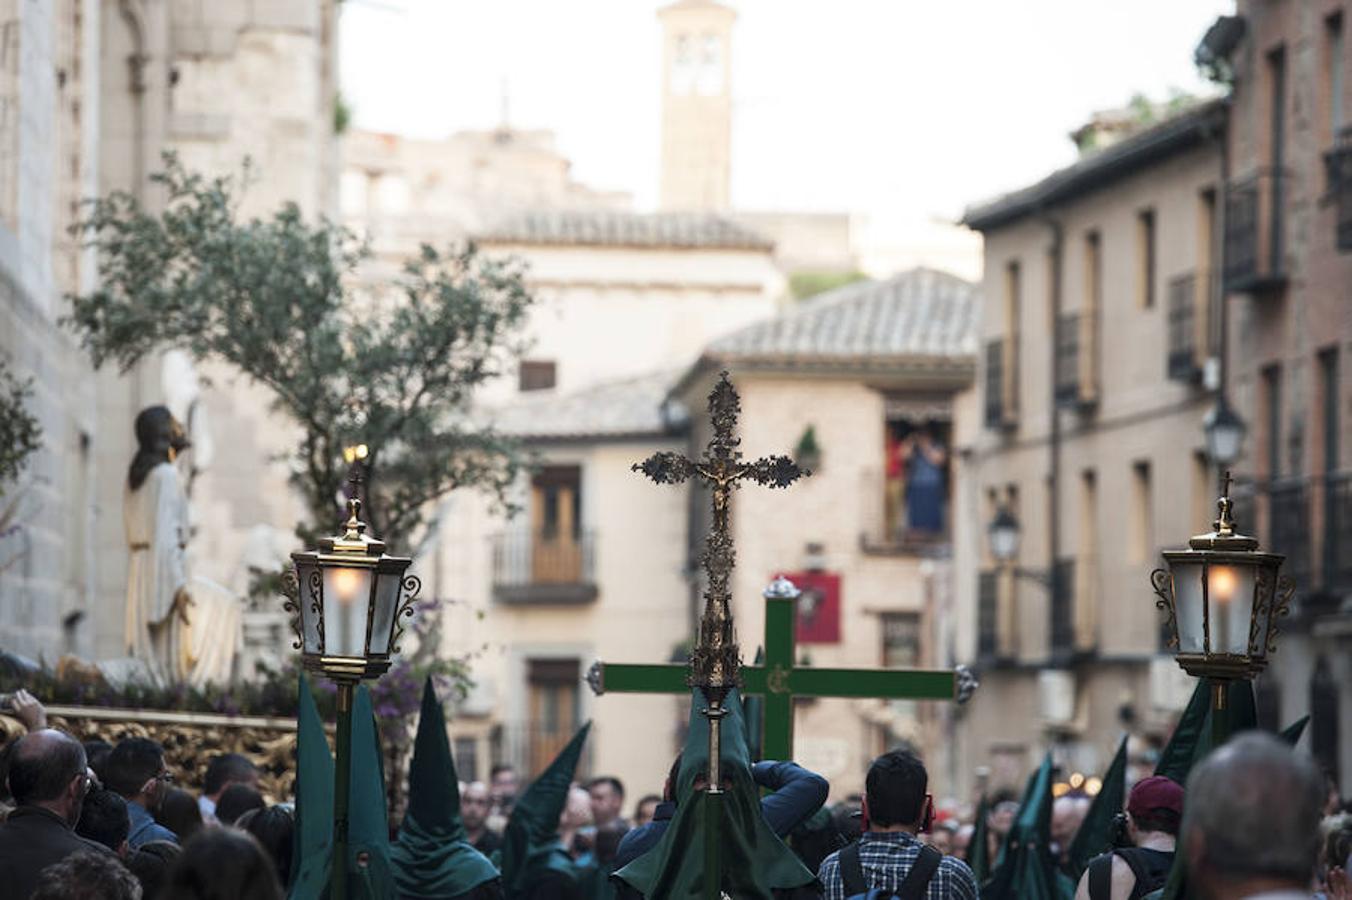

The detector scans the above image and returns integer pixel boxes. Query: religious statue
[124,405,241,686]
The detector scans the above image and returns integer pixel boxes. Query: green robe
[500,723,593,900]
[613,688,816,900]
[981,753,1075,900]
[392,678,501,898]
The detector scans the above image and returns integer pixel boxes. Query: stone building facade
[1204,0,1352,792]
[0,0,338,666]
[957,101,1229,797]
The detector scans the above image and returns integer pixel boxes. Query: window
[527,659,581,776]
[530,466,583,583]
[1130,461,1152,565]
[1264,365,1283,478]
[454,737,479,782]
[1198,189,1219,356]
[881,612,921,669]
[1003,260,1021,418]
[1321,347,1340,475]
[519,360,556,392]
[1329,13,1345,136]
[1137,209,1157,308]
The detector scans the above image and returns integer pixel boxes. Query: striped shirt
[818,832,978,900]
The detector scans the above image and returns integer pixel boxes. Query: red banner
[784,571,842,644]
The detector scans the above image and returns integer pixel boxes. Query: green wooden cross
[586,576,972,761]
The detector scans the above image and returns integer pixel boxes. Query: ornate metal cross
[632,371,808,703]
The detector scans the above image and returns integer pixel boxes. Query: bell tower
[658,0,735,212]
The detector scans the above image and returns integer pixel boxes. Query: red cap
[1127,775,1184,819]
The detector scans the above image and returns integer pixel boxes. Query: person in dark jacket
[612,753,830,872]
[0,729,108,900]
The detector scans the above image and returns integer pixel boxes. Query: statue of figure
[124,406,240,686]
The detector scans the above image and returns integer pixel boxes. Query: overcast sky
[340,1,1232,223]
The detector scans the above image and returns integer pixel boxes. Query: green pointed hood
[501,722,592,900]
[290,674,335,900]
[1064,735,1128,879]
[982,754,1075,900]
[1155,680,1258,784]
[614,688,816,900]
[348,684,398,899]
[1280,715,1310,745]
[1153,680,1259,900]
[392,679,500,898]
[744,648,765,761]
[967,794,991,884]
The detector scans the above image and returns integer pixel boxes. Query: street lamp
[987,505,1052,589]
[1149,472,1291,743]
[1204,395,1247,467]
[988,505,1022,563]
[283,488,420,900]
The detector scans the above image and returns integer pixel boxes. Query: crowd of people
[0,681,1350,900]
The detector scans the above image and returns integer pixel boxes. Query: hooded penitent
[288,678,398,900]
[981,753,1075,900]
[613,688,816,900]
[501,722,593,900]
[1149,679,1259,900]
[392,679,501,898]
[290,674,335,900]
[967,794,991,885]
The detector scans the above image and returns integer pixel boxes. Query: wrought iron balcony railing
[1323,471,1352,591]
[977,570,998,660]
[1325,129,1352,253]
[1166,271,1216,383]
[491,530,598,605]
[1049,558,1076,659]
[1224,170,1289,293]
[984,340,1004,429]
[984,339,1017,430]
[1055,313,1096,408]
[1267,479,1310,591]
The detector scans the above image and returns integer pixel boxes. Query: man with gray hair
[1184,732,1325,900]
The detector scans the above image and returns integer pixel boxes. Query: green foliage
[0,358,41,487]
[788,270,867,301]
[334,92,352,135]
[65,154,533,550]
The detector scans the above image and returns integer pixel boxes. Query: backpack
[839,841,943,900]
[1086,848,1175,900]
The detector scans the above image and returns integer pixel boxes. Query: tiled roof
[703,268,978,364]
[962,98,1227,231]
[488,369,687,441]
[477,210,774,251]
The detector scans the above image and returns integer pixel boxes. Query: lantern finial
[1214,470,1235,536]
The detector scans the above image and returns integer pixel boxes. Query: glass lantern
[1150,475,1290,685]
[988,505,1022,563]
[284,497,420,683]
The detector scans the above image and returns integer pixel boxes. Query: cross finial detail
[633,372,809,698]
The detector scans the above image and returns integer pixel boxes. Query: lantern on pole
[283,465,420,900]
[1149,472,1291,735]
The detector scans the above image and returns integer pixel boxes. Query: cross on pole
[595,370,977,764]
[587,575,976,761]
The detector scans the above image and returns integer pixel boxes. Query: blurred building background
[955,0,1352,799]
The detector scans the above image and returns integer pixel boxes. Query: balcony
[1055,313,1097,409]
[1166,272,1216,383]
[491,530,597,605]
[1267,479,1310,591]
[858,466,951,557]
[1223,170,1288,294]
[1325,129,1352,253]
[1323,472,1352,592]
[1049,558,1076,661]
[977,570,998,661]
